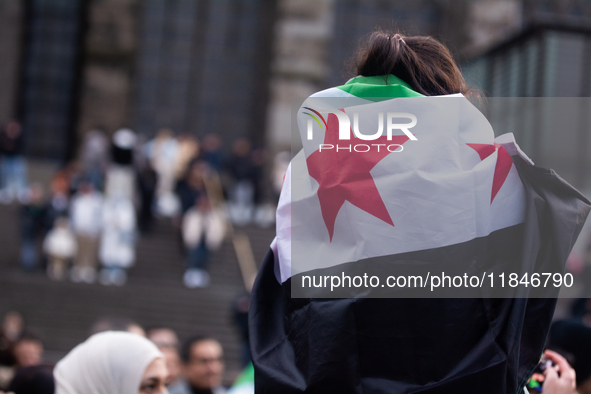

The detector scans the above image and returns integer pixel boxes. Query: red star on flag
[467,143,513,203]
[306,111,410,241]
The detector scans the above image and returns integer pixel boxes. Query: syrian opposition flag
[249,76,591,393]
[228,364,254,394]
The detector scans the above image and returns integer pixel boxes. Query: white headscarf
[54,331,163,394]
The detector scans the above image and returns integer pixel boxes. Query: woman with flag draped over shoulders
[249,30,591,394]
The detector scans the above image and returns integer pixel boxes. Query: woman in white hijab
[54,331,169,394]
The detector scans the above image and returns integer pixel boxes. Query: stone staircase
[0,204,275,381]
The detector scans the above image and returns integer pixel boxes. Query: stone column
[0,0,23,126]
[76,0,139,139]
[265,0,335,153]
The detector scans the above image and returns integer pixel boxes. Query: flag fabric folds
[249,75,591,393]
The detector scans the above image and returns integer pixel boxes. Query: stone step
[0,204,275,381]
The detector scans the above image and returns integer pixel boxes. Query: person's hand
[542,349,577,394]
[0,391,15,394]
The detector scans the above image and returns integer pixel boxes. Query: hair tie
[393,34,406,45]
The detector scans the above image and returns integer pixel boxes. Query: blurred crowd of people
[0,121,289,288]
[0,311,253,394]
[4,300,591,393]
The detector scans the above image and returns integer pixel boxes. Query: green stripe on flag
[336,75,424,100]
[232,362,254,387]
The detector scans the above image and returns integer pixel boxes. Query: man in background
[147,327,182,386]
[11,332,43,368]
[169,336,226,394]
